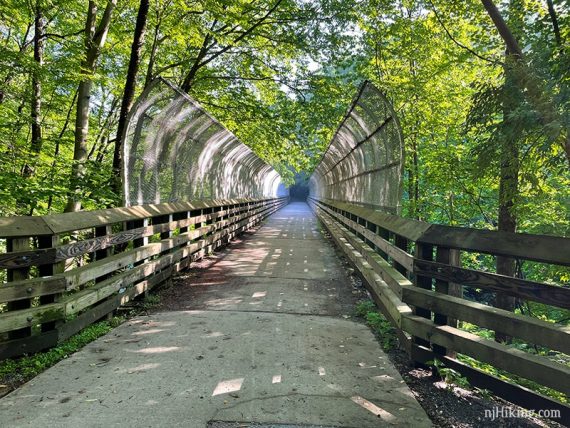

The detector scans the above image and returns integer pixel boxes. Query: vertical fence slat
[38,234,63,332]
[377,226,390,260]
[447,249,462,329]
[413,242,433,348]
[394,234,408,276]
[94,226,112,283]
[7,237,32,339]
[432,246,450,356]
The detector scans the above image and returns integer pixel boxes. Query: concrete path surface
[0,202,431,427]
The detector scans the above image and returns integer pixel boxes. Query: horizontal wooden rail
[401,285,570,355]
[317,198,570,266]
[0,205,245,269]
[0,197,287,359]
[414,259,570,308]
[309,197,570,423]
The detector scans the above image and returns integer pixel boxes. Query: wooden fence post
[126,218,147,267]
[377,226,390,260]
[38,234,64,331]
[94,226,112,283]
[413,242,433,348]
[7,237,32,339]
[448,249,462,328]
[394,234,408,276]
[433,246,450,356]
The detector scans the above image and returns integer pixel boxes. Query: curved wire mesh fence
[123,78,286,206]
[309,81,404,214]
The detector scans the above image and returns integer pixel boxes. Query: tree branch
[181,0,285,90]
[480,0,523,57]
[428,0,499,65]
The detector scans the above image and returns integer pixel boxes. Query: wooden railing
[0,197,288,359]
[309,197,570,421]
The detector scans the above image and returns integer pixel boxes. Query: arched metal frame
[123,78,287,206]
[309,81,404,214]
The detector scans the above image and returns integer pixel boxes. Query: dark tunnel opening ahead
[288,173,310,202]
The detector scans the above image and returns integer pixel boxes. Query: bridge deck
[0,202,430,427]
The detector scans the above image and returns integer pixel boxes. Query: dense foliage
[0,0,568,232]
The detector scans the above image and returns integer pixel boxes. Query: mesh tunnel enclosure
[123,78,287,206]
[309,81,404,214]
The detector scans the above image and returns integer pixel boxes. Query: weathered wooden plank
[41,197,284,234]
[0,248,55,269]
[328,212,412,297]
[57,297,122,343]
[411,344,570,425]
[432,246,450,356]
[37,234,63,333]
[61,204,271,290]
[0,276,67,302]
[0,302,64,334]
[318,203,414,271]
[394,235,409,276]
[402,314,570,394]
[401,285,570,355]
[418,224,570,266]
[0,217,53,238]
[316,208,412,326]
[0,204,256,270]
[0,330,58,360]
[0,202,274,298]
[312,197,570,266]
[315,208,413,349]
[414,259,570,309]
[58,269,172,342]
[0,198,272,238]
[65,246,187,315]
[63,204,278,314]
[314,198,431,241]
[447,248,462,330]
[412,242,433,349]
[6,237,32,339]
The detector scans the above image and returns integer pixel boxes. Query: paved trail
[0,202,431,427]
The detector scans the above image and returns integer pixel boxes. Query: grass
[459,322,569,403]
[355,300,398,351]
[0,316,124,387]
[457,353,568,403]
[428,358,471,390]
[139,293,161,311]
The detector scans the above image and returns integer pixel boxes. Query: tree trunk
[494,1,524,344]
[22,2,45,178]
[546,0,562,46]
[180,32,212,92]
[495,107,519,342]
[144,15,161,89]
[481,0,570,165]
[0,24,32,105]
[412,138,420,220]
[65,0,116,212]
[47,89,78,212]
[112,0,149,201]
